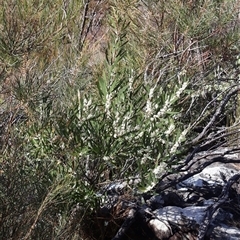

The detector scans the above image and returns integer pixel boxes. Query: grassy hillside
[0,0,239,239]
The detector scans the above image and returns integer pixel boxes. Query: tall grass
[0,0,239,239]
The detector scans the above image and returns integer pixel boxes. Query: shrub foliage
[0,0,239,239]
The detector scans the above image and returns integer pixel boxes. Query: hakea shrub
[50,18,191,192]
[0,0,239,239]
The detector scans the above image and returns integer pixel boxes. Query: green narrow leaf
[97,77,107,99]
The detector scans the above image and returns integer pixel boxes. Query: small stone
[148,218,172,240]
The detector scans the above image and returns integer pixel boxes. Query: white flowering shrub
[0,0,239,239]
[52,18,193,192]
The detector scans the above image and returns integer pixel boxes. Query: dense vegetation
[0,0,239,239]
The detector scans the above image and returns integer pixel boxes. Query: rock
[148,219,172,239]
[108,147,240,240]
[179,165,239,188]
[147,195,164,209]
[210,224,240,240]
[154,206,207,229]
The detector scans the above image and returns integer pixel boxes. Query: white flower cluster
[141,153,149,164]
[147,81,188,121]
[144,181,156,192]
[80,97,93,121]
[145,87,155,116]
[128,69,134,93]
[105,93,112,117]
[152,162,167,178]
[140,146,151,164]
[146,87,172,121]
[152,99,170,120]
[113,111,120,132]
[113,112,131,138]
[165,123,175,136]
[170,128,188,154]
[176,81,188,98]
[134,130,144,140]
[83,97,92,112]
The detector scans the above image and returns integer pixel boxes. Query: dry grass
[0,0,239,239]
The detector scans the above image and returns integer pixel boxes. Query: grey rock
[154,206,207,228]
[210,224,240,240]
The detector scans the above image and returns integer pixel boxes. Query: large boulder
[106,147,240,239]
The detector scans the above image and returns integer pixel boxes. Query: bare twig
[78,0,90,51]
[111,208,137,240]
[78,0,103,51]
[198,173,240,240]
[191,85,240,145]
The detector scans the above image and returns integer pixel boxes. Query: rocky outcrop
[99,147,240,240]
